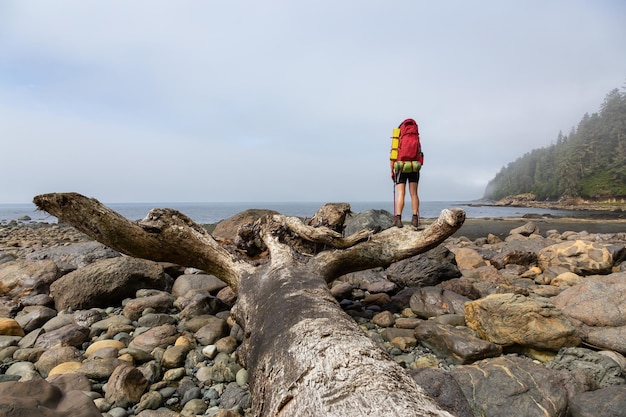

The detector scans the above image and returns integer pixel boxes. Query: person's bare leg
[395,183,406,227]
[409,182,419,215]
[409,182,419,226]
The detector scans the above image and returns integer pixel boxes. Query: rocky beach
[1,208,626,417]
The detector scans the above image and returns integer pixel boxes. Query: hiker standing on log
[390,118,424,228]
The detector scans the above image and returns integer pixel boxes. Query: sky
[1,1,625,204]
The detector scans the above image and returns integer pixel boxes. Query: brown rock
[0,259,58,300]
[128,324,179,353]
[104,364,149,408]
[35,345,82,377]
[123,291,174,321]
[414,321,502,364]
[15,305,57,332]
[538,240,613,275]
[448,247,486,269]
[371,310,395,327]
[0,318,25,336]
[409,286,469,318]
[465,293,580,350]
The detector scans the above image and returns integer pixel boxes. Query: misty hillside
[484,85,626,201]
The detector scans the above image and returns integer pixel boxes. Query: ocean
[0,201,589,225]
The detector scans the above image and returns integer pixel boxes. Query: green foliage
[484,85,626,200]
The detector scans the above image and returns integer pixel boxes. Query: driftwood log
[34,192,465,417]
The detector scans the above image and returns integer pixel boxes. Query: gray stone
[343,209,393,236]
[386,246,461,287]
[547,347,626,390]
[451,355,568,417]
[50,257,169,311]
[26,241,120,272]
[409,367,474,417]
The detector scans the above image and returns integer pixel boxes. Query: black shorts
[396,171,420,184]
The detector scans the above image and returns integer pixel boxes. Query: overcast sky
[1,1,625,204]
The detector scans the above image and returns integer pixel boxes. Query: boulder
[448,247,486,269]
[567,386,626,417]
[26,241,120,273]
[385,246,461,287]
[414,321,502,364]
[337,268,397,294]
[0,378,101,417]
[123,291,175,321]
[547,347,626,390]
[409,367,474,417]
[538,240,613,275]
[509,221,539,236]
[50,257,170,310]
[212,209,278,241]
[343,209,393,236]
[0,260,58,301]
[465,293,580,350]
[171,273,227,298]
[409,286,469,318]
[450,355,568,417]
[553,273,626,354]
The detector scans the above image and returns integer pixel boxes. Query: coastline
[446,216,626,240]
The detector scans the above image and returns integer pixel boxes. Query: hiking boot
[411,214,419,227]
[393,215,403,228]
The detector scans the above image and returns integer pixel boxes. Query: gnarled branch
[33,193,254,290]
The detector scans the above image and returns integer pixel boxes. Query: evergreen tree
[484,84,626,200]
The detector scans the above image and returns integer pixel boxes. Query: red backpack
[396,119,424,169]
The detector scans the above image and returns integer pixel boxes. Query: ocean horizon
[0,200,595,225]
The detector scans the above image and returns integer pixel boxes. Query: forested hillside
[484,86,626,201]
